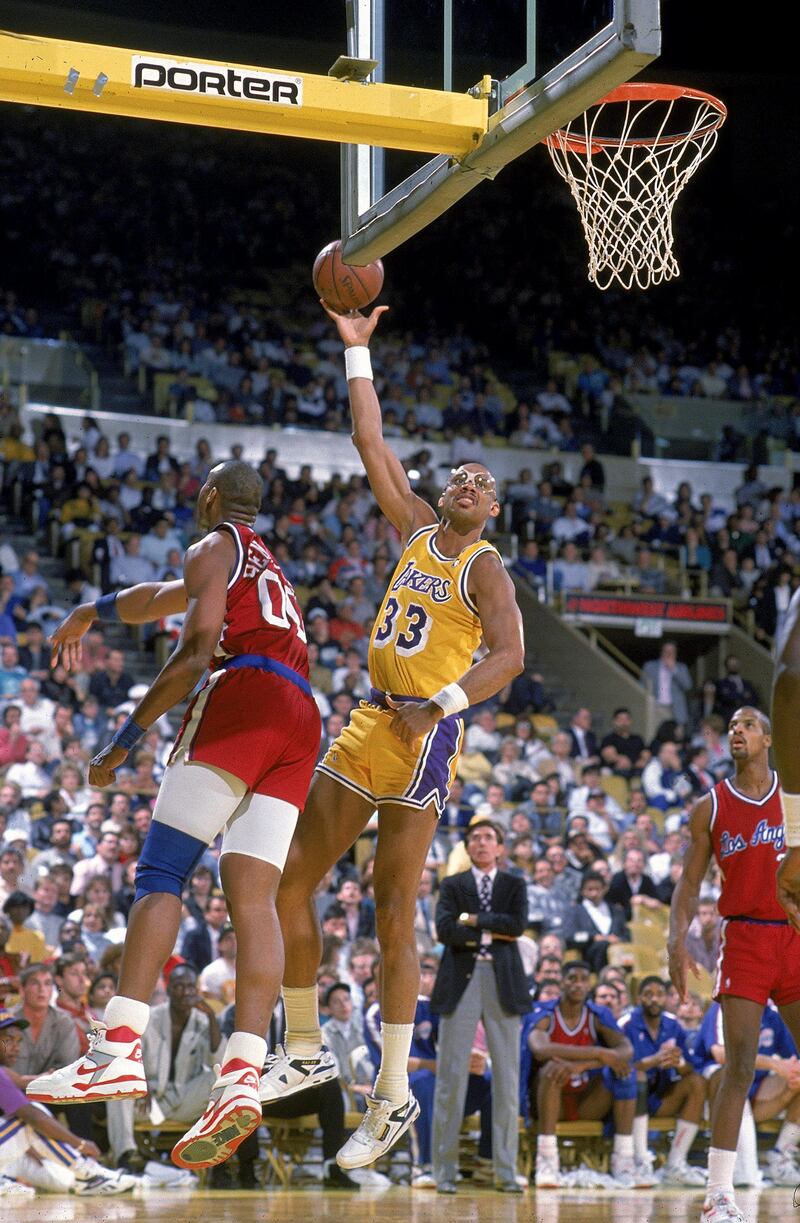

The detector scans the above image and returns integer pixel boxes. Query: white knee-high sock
[668,1118,699,1164]
[707,1147,737,1196]
[103,995,150,1036]
[373,1023,413,1105]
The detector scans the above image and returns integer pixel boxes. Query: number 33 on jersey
[369,524,500,698]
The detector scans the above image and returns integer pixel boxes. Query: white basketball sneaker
[72,1159,138,1196]
[661,1157,707,1186]
[766,1147,800,1185]
[27,1021,146,1104]
[336,1092,419,1169]
[701,1190,745,1223]
[258,1044,338,1103]
[0,1173,36,1197]
[534,1152,561,1188]
[171,1058,262,1169]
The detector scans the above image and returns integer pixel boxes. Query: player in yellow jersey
[262,302,525,1172]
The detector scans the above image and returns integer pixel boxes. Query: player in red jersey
[669,706,800,1223]
[774,589,800,928]
[25,461,321,1172]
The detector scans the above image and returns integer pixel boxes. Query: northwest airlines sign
[132,57,303,106]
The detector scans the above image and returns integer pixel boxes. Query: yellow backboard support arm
[0,30,488,157]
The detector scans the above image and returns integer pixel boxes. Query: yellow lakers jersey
[368,523,500,698]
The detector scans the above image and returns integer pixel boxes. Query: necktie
[477,874,492,959]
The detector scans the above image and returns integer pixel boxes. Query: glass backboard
[341,0,660,262]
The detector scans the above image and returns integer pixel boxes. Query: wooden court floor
[10,1187,797,1223]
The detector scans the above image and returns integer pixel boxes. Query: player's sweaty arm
[774,589,800,928]
[458,552,525,703]
[323,302,436,540]
[50,580,188,669]
[667,795,712,1001]
[125,534,231,733]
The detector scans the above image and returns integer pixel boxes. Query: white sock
[224,1031,267,1071]
[373,1022,413,1105]
[777,1120,800,1154]
[103,995,150,1036]
[613,1133,634,1158]
[669,1118,699,1164]
[537,1134,558,1158]
[633,1113,649,1163]
[707,1146,737,1196]
[281,985,323,1057]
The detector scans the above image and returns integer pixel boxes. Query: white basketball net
[545,86,726,291]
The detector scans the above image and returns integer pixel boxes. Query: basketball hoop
[545,83,727,291]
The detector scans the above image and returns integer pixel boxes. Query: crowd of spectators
[0,391,771,1185]
[1,101,797,1194]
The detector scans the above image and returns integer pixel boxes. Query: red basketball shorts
[713,918,800,1007]
[171,667,321,808]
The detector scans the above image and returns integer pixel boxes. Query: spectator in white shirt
[139,519,182,568]
[198,923,237,1006]
[110,535,156,587]
[536,378,573,416]
[5,740,52,798]
[464,709,502,757]
[552,501,593,546]
[16,677,56,737]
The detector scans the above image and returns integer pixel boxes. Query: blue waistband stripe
[220,653,312,698]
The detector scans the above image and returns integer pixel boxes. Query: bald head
[205,461,262,516]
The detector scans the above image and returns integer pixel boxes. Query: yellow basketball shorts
[317,702,464,814]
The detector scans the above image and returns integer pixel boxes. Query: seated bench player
[619,975,707,1185]
[525,960,641,1187]
[692,999,800,1187]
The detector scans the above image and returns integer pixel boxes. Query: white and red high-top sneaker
[27,1022,146,1104]
[171,1058,262,1170]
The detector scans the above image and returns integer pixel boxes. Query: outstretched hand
[320,300,389,347]
[49,603,96,671]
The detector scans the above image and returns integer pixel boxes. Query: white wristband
[781,790,800,848]
[344,345,373,381]
[430,682,469,717]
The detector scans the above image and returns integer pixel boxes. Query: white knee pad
[151,750,248,843]
[220,792,299,871]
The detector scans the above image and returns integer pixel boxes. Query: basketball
[312,239,384,313]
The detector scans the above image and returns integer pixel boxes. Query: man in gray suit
[430,820,530,1194]
[641,640,693,727]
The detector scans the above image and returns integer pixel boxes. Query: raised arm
[87,533,232,787]
[322,303,437,539]
[50,580,188,670]
[667,794,713,1001]
[773,589,800,929]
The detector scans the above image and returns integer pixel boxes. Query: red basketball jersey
[211,521,309,678]
[546,1004,600,1090]
[709,772,785,921]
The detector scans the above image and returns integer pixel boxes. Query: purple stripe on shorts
[405,716,461,814]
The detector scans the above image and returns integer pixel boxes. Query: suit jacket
[562,899,629,953]
[181,923,213,973]
[431,868,530,1017]
[606,870,661,922]
[568,727,598,760]
[641,659,693,725]
[142,1002,225,1098]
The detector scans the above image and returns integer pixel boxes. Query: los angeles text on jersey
[131,57,303,106]
[719,818,786,860]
